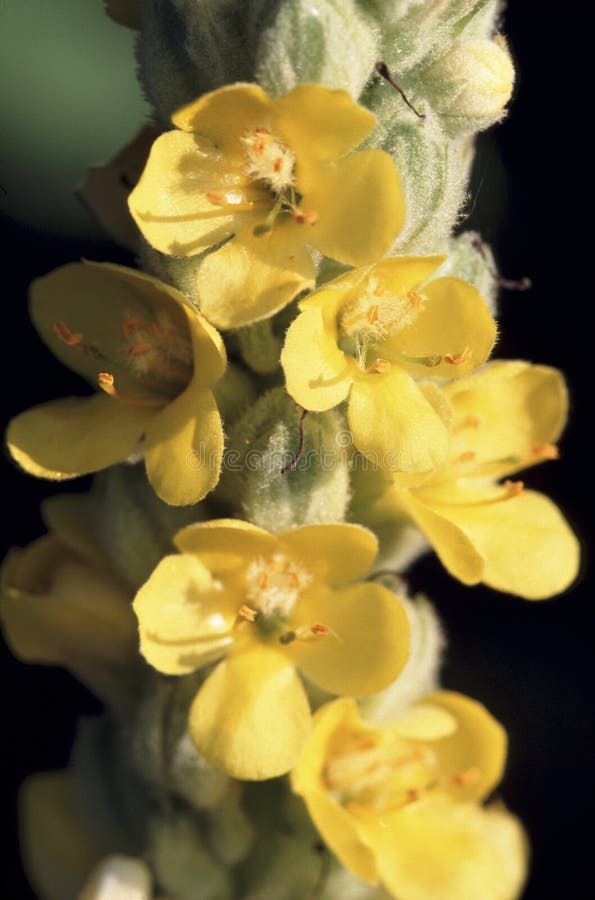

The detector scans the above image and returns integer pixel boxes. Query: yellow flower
[133,520,410,780]
[362,361,580,599]
[7,262,226,506]
[0,493,138,705]
[281,256,496,473]
[291,693,528,900]
[128,83,405,329]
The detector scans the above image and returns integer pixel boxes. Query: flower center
[324,729,438,812]
[338,281,427,368]
[241,127,296,193]
[244,553,311,620]
[238,127,319,235]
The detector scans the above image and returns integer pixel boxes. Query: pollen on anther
[532,443,559,460]
[444,346,472,366]
[238,604,258,623]
[503,479,524,499]
[53,321,83,347]
[128,342,153,357]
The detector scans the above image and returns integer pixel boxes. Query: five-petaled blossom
[133,520,410,780]
[7,262,226,506]
[291,692,528,900]
[281,255,496,474]
[360,361,579,598]
[128,83,405,329]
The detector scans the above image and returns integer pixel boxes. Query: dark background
[1,2,591,897]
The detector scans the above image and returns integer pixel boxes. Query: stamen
[365,358,392,374]
[279,623,330,645]
[532,443,559,460]
[121,317,145,339]
[457,451,477,463]
[454,414,481,432]
[53,321,83,347]
[128,342,153,357]
[444,346,472,366]
[96,372,165,407]
[293,209,319,226]
[451,766,481,787]
[503,479,524,498]
[238,604,258,623]
[470,234,532,292]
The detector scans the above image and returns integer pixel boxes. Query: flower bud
[138,0,253,123]
[149,811,233,900]
[92,464,203,589]
[248,0,379,99]
[219,388,351,532]
[422,36,515,135]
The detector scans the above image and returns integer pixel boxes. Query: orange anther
[238,604,258,623]
[503,479,524,498]
[97,372,116,397]
[406,290,423,307]
[366,358,391,375]
[532,443,559,460]
[147,321,164,337]
[367,305,379,324]
[121,317,145,338]
[451,766,481,787]
[273,157,283,173]
[289,572,301,589]
[293,210,319,225]
[444,346,472,366]
[455,415,481,432]
[407,788,421,803]
[258,572,269,590]
[53,321,83,347]
[254,127,272,135]
[310,624,330,636]
[206,191,227,206]
[457,451,477,463]
[128,342,153,357]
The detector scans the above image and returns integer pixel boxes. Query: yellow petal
[7,394,152,480]
[434,488,580,600]
[425,691,507,803]
[273,84,376,163]
[172,83,274,154]
[446,362,569,479]
[278,523,378,587]
[357,255,446,297]
[388,486,485,585]
[30,261,197,396]
[189,644,312,779]
[348,367,450,473]
[128,130,237,256]
[384,276,496,379]
[281,306,353,412]
[133,554,236,675]
[0,537,136,669]
[174,519,278,573]
[299,150,405,266]
[291,582,409,696]
[20,771,102,900]
[185,304,227,387]
[195,220,315,329]
[366,798,528,900]
[392,704,458,741]
[144,381,223,505]
[291,698,379,884]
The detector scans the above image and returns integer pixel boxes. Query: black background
[1,3,592,897]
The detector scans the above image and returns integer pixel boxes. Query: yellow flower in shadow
[7,262,226,506]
